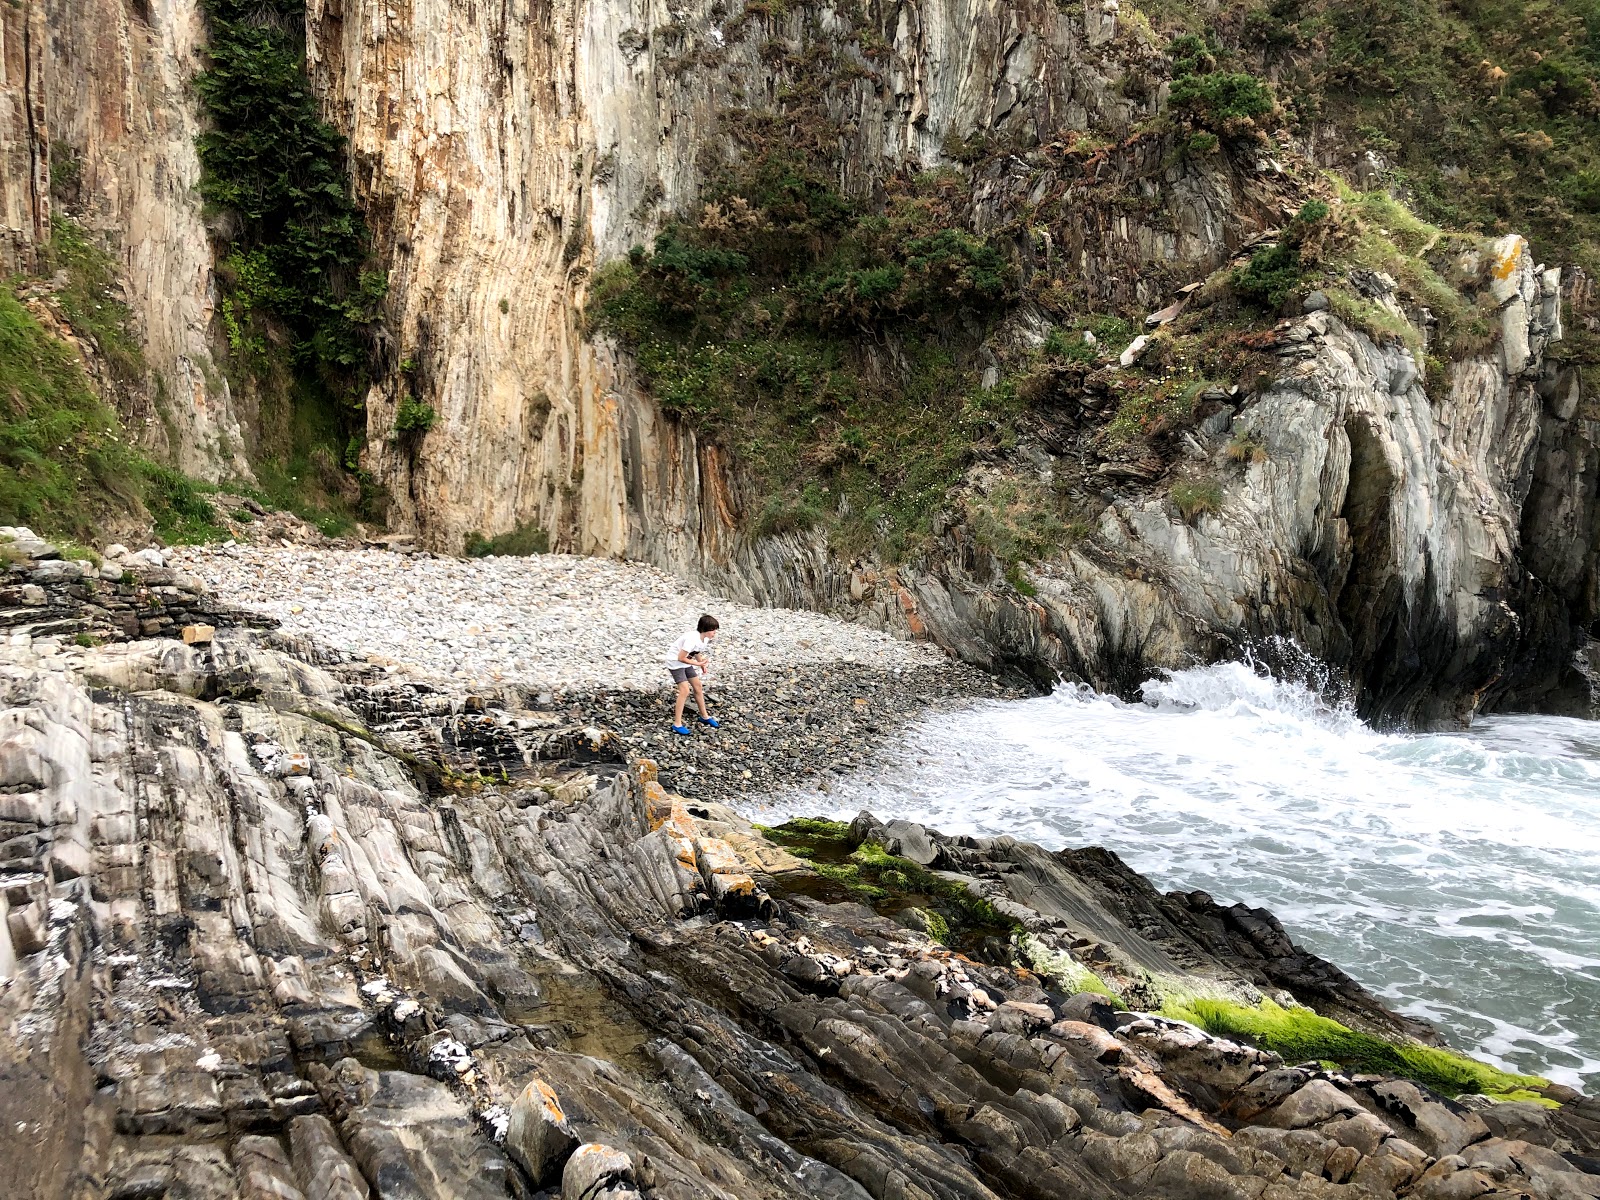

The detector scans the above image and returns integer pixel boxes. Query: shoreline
[4,531,1598,1199]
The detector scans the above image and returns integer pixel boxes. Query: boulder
[506,1077,578,1186]
[562,1144,635,1200]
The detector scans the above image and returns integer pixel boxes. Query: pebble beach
[168,545,945,691]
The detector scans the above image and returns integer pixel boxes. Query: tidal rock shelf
[2,551,1598,1198]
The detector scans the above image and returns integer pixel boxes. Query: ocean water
[766,662,1600,1090]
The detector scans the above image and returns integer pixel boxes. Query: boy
[666,614,721,735]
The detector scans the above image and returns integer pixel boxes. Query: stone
[1,532,57,559]
[506,1077,579,1186]
[561,1144,635,1199]
[1118,334,1150,367]
[1260,1078,1362,1129]
[1302,290,1330,312]
[992,1001,1055,1035]
[30,560,83,584]
[1364,1079,1491,1157]
[182,624,216,646]
[1050,1020,1125,1063]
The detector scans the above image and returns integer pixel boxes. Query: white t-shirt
[664,632,710,670]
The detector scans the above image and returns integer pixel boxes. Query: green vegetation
[464,523,551,557]
[1170,477,1222,522]
[0,290,142,537]
[1162,996,1554,1102]
[761,818,1022,949]
[194,0,384,526]
[1016,933,1124,1003]
[142,464,227,543]
[44,216,145,382]
[1147,1,1600,299]
[594,148,1022,556]
[0,289,227,543]
[1225,432,1268,464]
[393,396,437,436]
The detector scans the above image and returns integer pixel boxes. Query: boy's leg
[673,680,690,725]
[690,676,709,719]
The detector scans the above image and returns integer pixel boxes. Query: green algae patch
[1161,996,1550,1101]
[1015,932,1125,1006]
[760,820,1020,952]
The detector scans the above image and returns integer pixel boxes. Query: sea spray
[771,664,1600,1091]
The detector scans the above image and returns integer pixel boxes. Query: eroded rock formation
[293,0,1599,721]
[1,600,1597,1198]
[0,0,251,479]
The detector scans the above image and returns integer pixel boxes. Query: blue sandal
[672,724,692,736]
[700,716,720,729]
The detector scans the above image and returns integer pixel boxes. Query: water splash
[764,663,1600,1090]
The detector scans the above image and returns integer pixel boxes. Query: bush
[1232,242,1302,310]
[592,146,1023,554]
[1169,71,1276,132]
[464,523,550,557]
[1168,33,1218,77]
[393,396,437,436]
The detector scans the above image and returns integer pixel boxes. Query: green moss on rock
[1161,996,1552,1101]
[761,819,1022,950]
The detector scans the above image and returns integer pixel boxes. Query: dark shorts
[668,665,700,683]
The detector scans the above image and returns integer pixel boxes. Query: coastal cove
[765,664,1600,1094]
[2,531,1600,1198]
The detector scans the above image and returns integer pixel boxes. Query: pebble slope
[170,546,943,690]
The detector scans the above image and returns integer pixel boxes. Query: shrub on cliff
[593,145,1020,556]
[1166,33,1277,139]
[193,0,386,528]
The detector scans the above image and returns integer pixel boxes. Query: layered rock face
[895,242,1574,725]
[299,0,1598,721]
[306,0,1254,546]
[3,619,1597,1199]
[0,0,250,479]
[1,493,1585,1200]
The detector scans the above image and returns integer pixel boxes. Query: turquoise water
[774,662,1600,1090]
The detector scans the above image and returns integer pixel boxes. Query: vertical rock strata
[0,0,250,479]
[302,0,1597,720]
[1,626,1597,1197]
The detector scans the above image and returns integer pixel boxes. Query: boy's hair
[696,614,720,633]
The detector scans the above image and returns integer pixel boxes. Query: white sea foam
[767,662,1600,1089]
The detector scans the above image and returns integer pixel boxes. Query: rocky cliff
[2,595,1597,1199]
[0,0,251,479]
[5,0,1598,721]
[291,0,1599,723]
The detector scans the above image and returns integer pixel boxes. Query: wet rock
[0,629,1592,1200]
